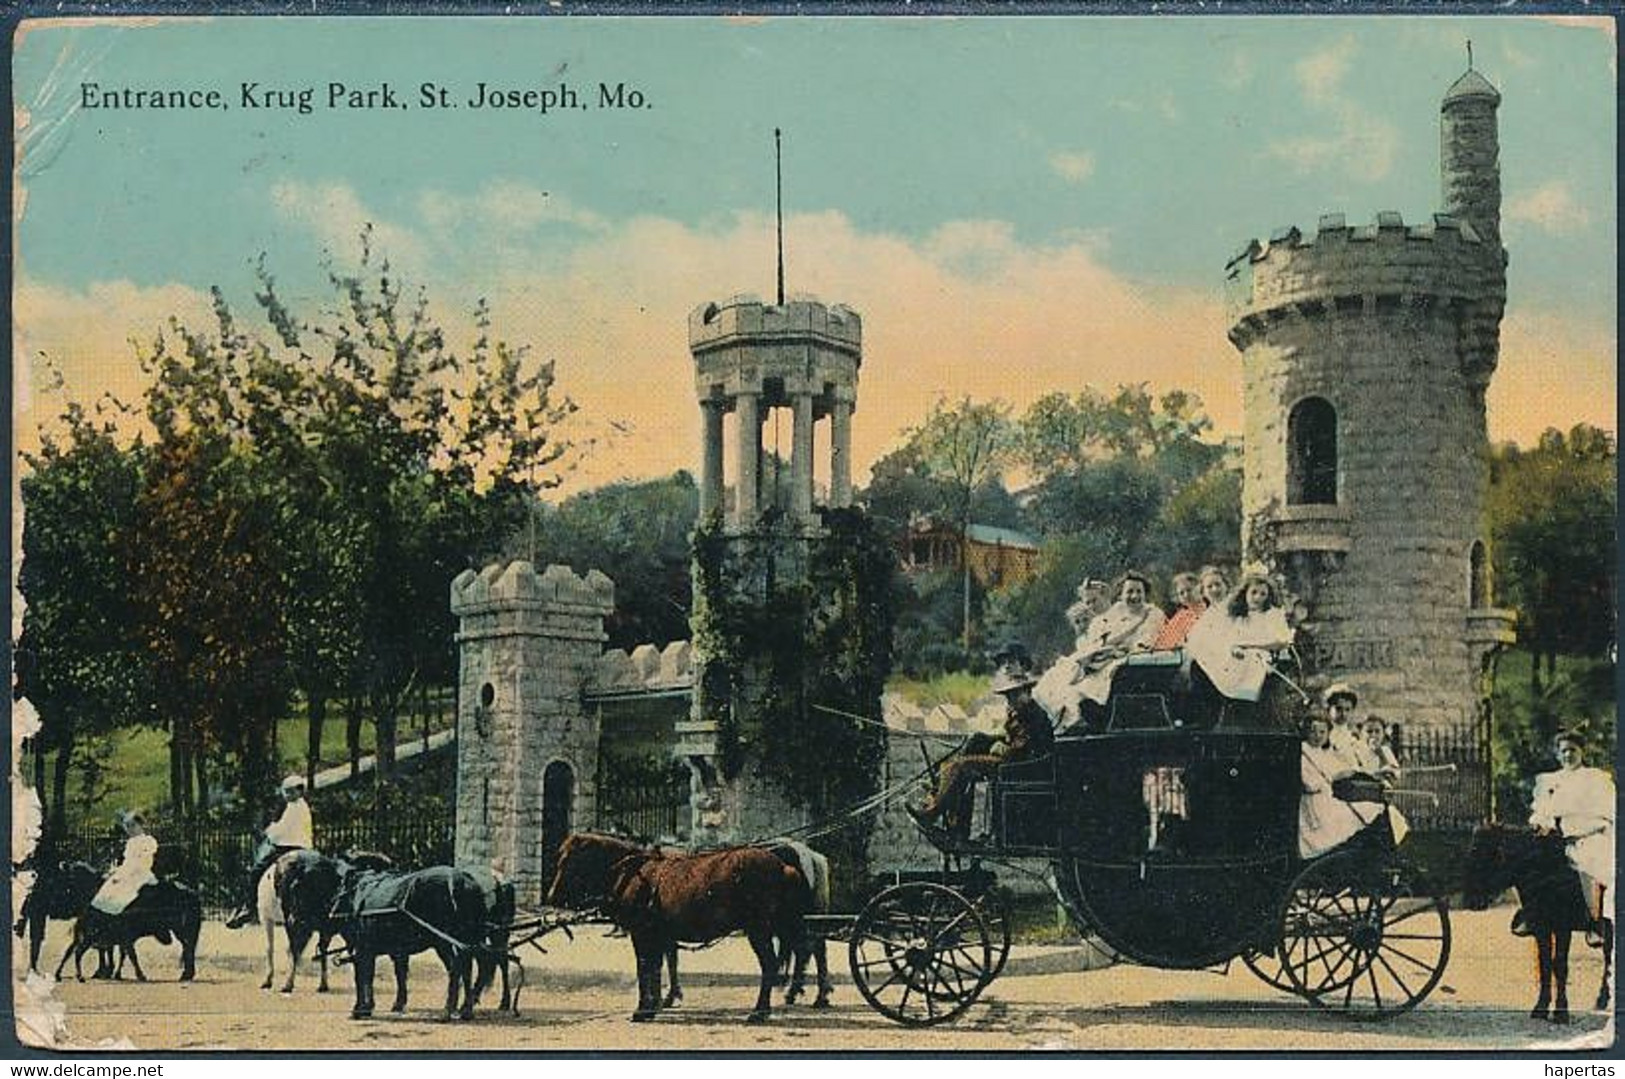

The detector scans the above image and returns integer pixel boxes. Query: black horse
[278,853,516,1017]
[55,879,201,983]
[15,860,106,975]
[1463,822,1613,1023]
[334,863,493,1021]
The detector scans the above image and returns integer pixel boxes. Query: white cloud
[1265,39,1398,183]
[21,192,1610,494]
[1506,180,1592,234]
[1294,37,1355,104]
[269,179,426,272]
[1048,149,1096,185]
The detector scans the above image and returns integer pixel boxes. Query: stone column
[734,390,760,527]
[791,393,814,519]
[699,400,724,517]
[831,398,853,508]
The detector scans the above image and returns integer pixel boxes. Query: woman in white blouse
[1186,573,1293,701]
[1529,729,1615,943]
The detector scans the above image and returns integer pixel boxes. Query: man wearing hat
[908,654,1053,832]
[1322,683,1362,763]
[89,810,159,916]
[226,774,315,928]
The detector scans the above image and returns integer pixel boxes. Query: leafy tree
[1488,424,1617,686]
[515,472,698,650]
[906,396,1015,649]
[16,401,148,839]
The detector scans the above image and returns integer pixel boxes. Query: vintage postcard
[8,10,1618,1055]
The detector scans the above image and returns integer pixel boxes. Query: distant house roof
[964,523,1039,550]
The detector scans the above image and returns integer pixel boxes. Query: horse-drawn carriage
[841,653,1451,1026]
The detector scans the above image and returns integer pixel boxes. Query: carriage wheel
[848,882,994,1027]
[974,889,1013,984]
[1279,853,1451,1020]
[1241,948,1299,995]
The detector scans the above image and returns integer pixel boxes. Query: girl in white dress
[1530,729,1615,940]
[1187,573,1293,702]
[90,811,158,915]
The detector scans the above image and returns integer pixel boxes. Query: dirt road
[13,905,1613,1052]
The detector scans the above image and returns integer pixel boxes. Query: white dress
[1186,606,1291,701]
[1298,741,1405,860]
[90,834,159,914]
[1530,766,1615,885]
[1035,602,1167,714]
[265,798,314,849]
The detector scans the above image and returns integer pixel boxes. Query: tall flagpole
[775,128,785,306]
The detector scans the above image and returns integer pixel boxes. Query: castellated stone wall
[1227,213,1512,729]
[450,561,613,905]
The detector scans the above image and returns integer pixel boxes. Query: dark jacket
[1003,697,1054,761]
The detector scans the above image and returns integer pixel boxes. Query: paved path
[14,905,1613,1052]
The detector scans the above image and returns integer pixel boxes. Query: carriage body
[851,651,1451,1025]
[997,653,1305,967]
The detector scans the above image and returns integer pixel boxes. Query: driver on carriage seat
[907,654,1053,835]
[226,774,314,928]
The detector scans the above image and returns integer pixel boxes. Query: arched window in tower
[1469,539,1490,608]
[1287,397,1338,505]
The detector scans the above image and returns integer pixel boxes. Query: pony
[258,849,335,993]
[54,879,200,983]
[277,852,516,1018]
[1462,822,1614,1023]
[331,862,494,1021]
[546,832,810,1023]
[15,860,108,976]
[641,839,833,1011]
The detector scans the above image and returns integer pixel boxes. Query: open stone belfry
[1225,65,1518,731]
[690,295,862,528]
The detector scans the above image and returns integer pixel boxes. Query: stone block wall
[1236,306,1492,726]
[451,561,613,905]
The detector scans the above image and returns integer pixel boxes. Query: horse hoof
[350,1010,373,1021]
[630,1011,655,1023]
[813,997,832,1010]
[261,979,273,991]
[280,986,293,995]
[745,1011,769,1025]
[1531,1007,1549,1020]
[1552,1010,1571,1025]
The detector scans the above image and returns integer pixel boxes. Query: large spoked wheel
[1279,852,1451,1020]
[849,881,995,1027]
[1241,947,1299,994]
[972,888,1013,984]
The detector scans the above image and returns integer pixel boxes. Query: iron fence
[47,814,455,915]
[596,773,690,843]
[1392,719,1490,832]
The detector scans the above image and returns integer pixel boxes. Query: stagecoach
[843,652,1452,1027]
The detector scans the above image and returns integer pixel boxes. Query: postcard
[9,10,1618,1054]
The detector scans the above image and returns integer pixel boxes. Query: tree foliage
[17,402,149,837]
[19,230,574,828]
[516,472,698,650]
[1488,424,1617,673]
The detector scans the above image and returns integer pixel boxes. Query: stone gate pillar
[451,561,614,905]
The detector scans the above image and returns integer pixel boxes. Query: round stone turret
[689,294,862,527]
[1224,68,1515,733]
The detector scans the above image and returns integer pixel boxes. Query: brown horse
[1463,822,1613,1023]
[546,832,810,1023]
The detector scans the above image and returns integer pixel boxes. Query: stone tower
[1223,66,1516,731]
[450,561,614,904]
[679,294,865,844]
